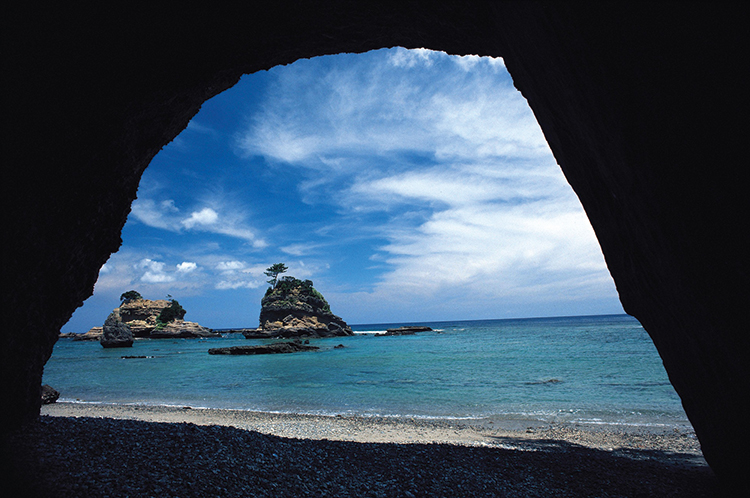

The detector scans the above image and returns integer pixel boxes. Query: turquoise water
[43,314,689,428]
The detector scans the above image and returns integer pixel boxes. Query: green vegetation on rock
[264,263,288,288]
[253,269,352,338]
[156,297,185,327]
[119,290,143,304]
[264,276,331,313]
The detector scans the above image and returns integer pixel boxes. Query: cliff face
[118,299,184,337]
[254,279,353,338]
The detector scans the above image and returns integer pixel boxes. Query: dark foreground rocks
[208,342,319,355]
[40,385,59,405]
[2,416,718,498]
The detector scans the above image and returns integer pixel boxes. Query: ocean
[43,314,690,429]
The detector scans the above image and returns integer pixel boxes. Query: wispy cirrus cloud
[130,196,267,249]
[233,47,617,316]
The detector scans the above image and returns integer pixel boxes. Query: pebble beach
[2,402,718,497]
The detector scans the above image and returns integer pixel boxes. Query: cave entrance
[29,38,710,482]
[65,48,622,330]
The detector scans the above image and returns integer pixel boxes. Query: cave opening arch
[4,2,746,488]
[73,47,624,331]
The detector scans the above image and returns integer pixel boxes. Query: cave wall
[3,1,747,486]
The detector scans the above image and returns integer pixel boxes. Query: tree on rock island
[119,290,143,304]
[155,296,185,328]
[264,263,288,288]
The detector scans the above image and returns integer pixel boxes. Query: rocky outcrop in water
[100,309,134,348]
[208,341,320,355]
[95,298,216,347]
[40,385,60,404]
[148,320,216,339]
[376,326,433,336]
[60,327,103,341]
[244,278,353,339]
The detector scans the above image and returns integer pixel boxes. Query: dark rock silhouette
[40,385,60,405]
[376,326,433,336]
[100,309,134,348]
[208,342,320,355]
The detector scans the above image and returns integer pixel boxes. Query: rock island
[243,276,353,339]
[94,291,217,347]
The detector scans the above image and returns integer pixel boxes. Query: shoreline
[3,402,716,497]
[47,396,693,432]
[41,401,704,456]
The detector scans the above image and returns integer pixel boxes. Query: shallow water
[44,314,690,428]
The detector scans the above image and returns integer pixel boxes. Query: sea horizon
[210,312,633,333]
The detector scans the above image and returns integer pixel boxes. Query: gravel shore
[2,403,718,497]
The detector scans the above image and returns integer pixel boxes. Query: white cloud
[136,258,175,283]
[130,199,181,231]
[237,48,548,180]
[89,250,276,301]
[131,196,266,248]
[185,120,216,135]
[215,280,262,290]
[140,272,174,284]
[182,207,219,228]
[387,47,436,68]
[176,261,198,273]
[280,243,322,256]
[216,260,245,271]
[453,53,505,72]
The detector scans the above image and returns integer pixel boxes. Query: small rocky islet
[210,275,353,355]
[243,276,354,339]
[60,291,217,348]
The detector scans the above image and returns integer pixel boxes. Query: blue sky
[64,48,623,332]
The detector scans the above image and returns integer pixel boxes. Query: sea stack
[98,295,216,347]
[100,309,134,348]
[244,277,353,339]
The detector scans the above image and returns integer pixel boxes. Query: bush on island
[155,297,185,328]
[119,290,143,304]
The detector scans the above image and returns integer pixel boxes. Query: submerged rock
[375,326,433,336]
[208,342,320,355]
[247,278,353,339]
